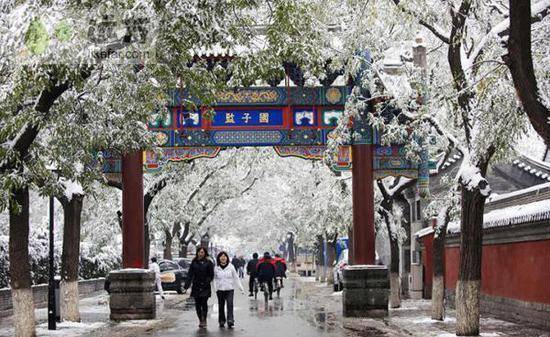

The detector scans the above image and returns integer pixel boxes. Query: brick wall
[0,278,105,318]
[445,289,550,330]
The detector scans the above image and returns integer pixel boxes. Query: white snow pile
[36,321,105,337]
[436,332,502,337]
[411,317,456,324]
[458,164,491,196]
[447,199,550,234]
[61,179,84,200]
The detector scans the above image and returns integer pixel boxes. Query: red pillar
[351,144,375,265]
[122,152,145,268]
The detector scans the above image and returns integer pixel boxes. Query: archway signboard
[122,85,429,191]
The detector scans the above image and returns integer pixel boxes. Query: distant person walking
[231,255,240,270]
[246,253,259,296]
[149,257,165,300]
[184,247,214,328]
[238,256,246,278]
[213,251,244,329]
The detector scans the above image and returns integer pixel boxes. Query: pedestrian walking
[213,251,244,329]
[149,257,165,300]
[246,253,259,296]
[231,255,240,270]
[184,247,214,328]
[238,256,246,278]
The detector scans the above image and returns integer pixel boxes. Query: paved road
[147,278,343,337]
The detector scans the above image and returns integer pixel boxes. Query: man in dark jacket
[256,252,276,300]
[246,253,259,296]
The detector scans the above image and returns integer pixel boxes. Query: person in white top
[149,257,165,300]
[213,251,244,328]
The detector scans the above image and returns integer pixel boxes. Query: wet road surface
[148,278,344,337]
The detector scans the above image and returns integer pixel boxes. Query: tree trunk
[381,201,401,309]
[287,234,295,262]
[60,195,84,322]
[388,233,401,308]
[144,220,150,267]
[326,235,337,285]
[163,228,173,260]
[315,235,324,282]
[505,0,550,146]
[177,222,190,258]
[432,208,450,321]
[179,243,189,258]
[9,187,36,337]
[456,186,486,336]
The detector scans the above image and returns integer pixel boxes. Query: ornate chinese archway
[107,85,429,270]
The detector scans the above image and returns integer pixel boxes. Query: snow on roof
[448,198,550,234]
[415,226,434,238]
[487,182,550,203]
[525,155,550,171]
[379,72,413,99]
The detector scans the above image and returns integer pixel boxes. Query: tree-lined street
[1,0,550,336]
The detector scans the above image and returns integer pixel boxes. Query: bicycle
[259,280,270,304]
[252,277,259,300]
[274,277,283,298]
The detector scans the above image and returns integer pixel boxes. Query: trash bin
[54,276,61,322]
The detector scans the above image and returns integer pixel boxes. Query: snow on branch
[465,0,550,72]
[60,178,84,201]
[457,160,491,196]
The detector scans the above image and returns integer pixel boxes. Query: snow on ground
[36,321,105,337]
[437,334,501,337]
[410,316,456,324]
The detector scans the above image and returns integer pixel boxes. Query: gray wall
[0,278,105,318]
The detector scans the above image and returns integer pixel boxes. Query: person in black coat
[184,247,214,328]
[256,252,276,300]
[246,253,259,296]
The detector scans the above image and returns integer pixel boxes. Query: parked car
[104,260,188,294]
[333,249,348,291]
[174,257,193,271]
[158,259,188,294]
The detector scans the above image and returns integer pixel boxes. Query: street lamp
[46,166,59,331]
[48,190,56,330]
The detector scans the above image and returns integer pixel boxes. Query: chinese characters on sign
[212,109,283,127]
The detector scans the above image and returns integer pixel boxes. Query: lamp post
[46,166,60,330]
[48,192,56,330]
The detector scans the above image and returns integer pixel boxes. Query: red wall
[422,233,434,296]
[443,240,550,304]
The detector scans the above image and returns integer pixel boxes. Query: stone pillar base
[108,269,156,320]
[343,265,389,317]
